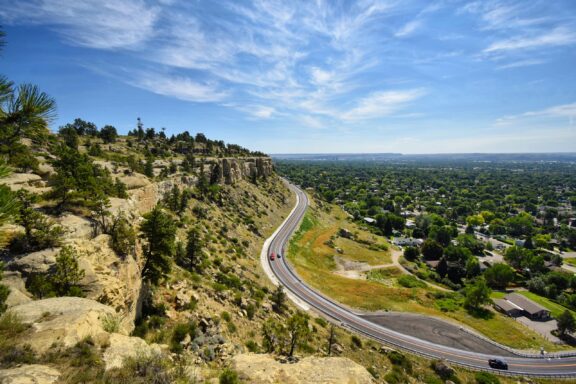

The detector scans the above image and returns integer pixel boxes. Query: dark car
[277,253,282,258]
[488,359,508,370]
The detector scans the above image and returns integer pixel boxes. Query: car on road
[488,359,508,370]
[277,253,282,258]
[269,252,276,261]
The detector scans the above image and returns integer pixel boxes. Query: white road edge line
[260,184,310,311]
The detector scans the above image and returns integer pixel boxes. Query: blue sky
[1,0,575,154]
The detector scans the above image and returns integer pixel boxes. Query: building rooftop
[505,293,549,315]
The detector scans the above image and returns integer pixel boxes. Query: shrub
[475,371,501,384]
[68,337,101,367]
[398,275,426,288]
[245,339,259,352]
[221,311,232,322]
[351,335,362,348]
[246,303,256,320]
[110,212,136,258]
[388,351,412,374]
[105,353,172,383]
[219,368,240,384]
[170,321,197,353]
[1,344,37,366]
[314,317,328,327]
[384,366,407,384]
[101,313,121,333]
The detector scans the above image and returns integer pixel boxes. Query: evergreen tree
[0,261,9,314]
[139,204,176,285]
[144,157,154,178]
[51,245,85,296]
[271,285,286,314]
[0,162,19,248]
[178,226,205,272]
[99,125,118,143]
[110,212,136,258]
[286,311,311,357]
[14,190,63,252]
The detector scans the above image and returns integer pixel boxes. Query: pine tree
[271,285,286,314]
[139,204,176,285]
[180,226,205,272]
[51,246,85,296]
[110,212,136,258]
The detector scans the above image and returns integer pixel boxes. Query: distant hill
[272,152,576,163]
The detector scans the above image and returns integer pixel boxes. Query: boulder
[69,235,141,333]
[0,365,60,384]
[232,353,374,384]
[56,214,93,240]
[102,333,161,371]
[10,297,116,353]
[9,249,59,274]
[2,268,35,308]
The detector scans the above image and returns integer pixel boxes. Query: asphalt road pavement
[265,182,576,378]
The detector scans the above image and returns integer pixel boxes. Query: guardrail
[271,185,576,378]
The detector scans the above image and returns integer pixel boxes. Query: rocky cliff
[209,157,274,185]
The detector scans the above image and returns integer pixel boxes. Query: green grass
[367,267,403,281]
[333,237,391,265]
[516,291,576,319]
[563,258,576,266]
[287,204,566,351]
[490,291,506,300]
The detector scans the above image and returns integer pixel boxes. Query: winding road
[263,182,576,378]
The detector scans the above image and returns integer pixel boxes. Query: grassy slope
[288,198,563,351]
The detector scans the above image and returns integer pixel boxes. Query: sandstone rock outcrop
[232,353,375,384]
[9,249,59,275]
[1,271,32,307]
[0,365,61,384]
[210,157,273,185]
[102,333,162,371]
[10,297,116,353]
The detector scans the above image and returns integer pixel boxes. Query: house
[493,299,523,318]
[496,293,551,321]
[363,217,376,224]
[393,237,424,247]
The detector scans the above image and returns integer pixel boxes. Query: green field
[288,204,564,351]
[516,291,576,319]
[564,258,576,266]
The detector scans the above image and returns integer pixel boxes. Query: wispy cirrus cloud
[131,73,229,103]
[496,102,576,125]
[341,89,427,121]
[485,27,576,53]
[0,0,159,49]
[395,20,422,37]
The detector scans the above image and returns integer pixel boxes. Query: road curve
[265,182,576,378]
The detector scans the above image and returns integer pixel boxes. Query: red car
[269,252,276,260]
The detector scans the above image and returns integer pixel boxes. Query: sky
[0,0,575,154]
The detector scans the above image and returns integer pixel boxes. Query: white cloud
[496,102,576,125]
[496,59,546,70]
[310,67,334,85]
[485,27,576,53]
[132,73,228,103]
[395,20,422,37]
[0,0,158,49]
[341,89,426,121]
[250,106,276,119]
